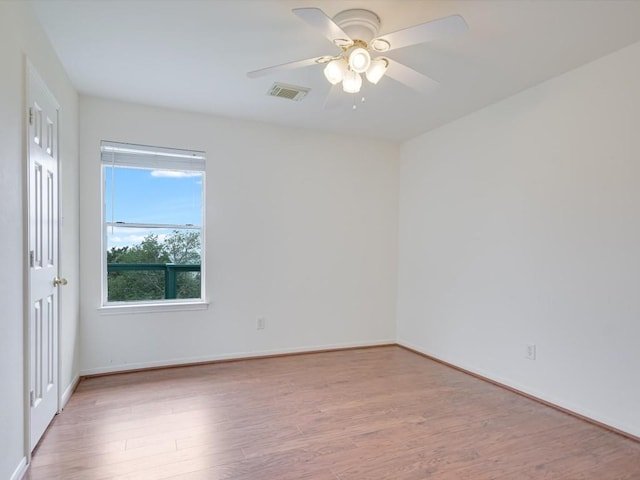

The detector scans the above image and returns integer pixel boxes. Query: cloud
[108,228,171,248]
[109,234,146,244]
[151,170,202,178]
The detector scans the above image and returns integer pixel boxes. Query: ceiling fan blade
[373,14,468,52]
[247,56,327,78]
[292,8,353,46]
[385,59,439,93]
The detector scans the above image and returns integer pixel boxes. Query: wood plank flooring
[25,346,640,479]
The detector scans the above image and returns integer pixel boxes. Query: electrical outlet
[257,317,265,330]
[526,344,536,360]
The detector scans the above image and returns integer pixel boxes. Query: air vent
[267,83,310,101]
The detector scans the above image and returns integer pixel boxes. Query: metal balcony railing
[107,263,200,299]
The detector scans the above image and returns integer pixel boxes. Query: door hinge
[29,250,35,268]
[30,390,35,407]
[29,107,34,126]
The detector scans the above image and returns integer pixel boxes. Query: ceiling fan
[247,7,468,102]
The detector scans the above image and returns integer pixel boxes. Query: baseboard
[60,374,80,410]
[11,457,27,480]
[80,339,396,377]
[397,341,640,443]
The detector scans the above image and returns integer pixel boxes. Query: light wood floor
[26,346,640,479]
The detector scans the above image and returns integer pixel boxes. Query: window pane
[106,227,201,301]
[107,226,201,302]
[105,166,203,226]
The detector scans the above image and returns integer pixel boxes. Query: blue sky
[105,166,203,248]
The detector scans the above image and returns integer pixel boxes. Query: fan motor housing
[333,9,381,44]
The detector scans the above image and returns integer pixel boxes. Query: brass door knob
[53,277,68,287]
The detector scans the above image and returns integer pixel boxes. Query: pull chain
[352,96,366,111]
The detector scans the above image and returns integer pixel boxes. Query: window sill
[98,301,210,315]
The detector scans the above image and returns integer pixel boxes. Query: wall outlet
[257,317,265,330]
[526,344,536,360]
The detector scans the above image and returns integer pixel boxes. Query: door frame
[23,58,62,460]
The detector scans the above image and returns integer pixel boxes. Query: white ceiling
[30,0,640,142]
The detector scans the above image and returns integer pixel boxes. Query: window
[101,141,205,307]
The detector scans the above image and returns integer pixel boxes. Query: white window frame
[99,140,208,313]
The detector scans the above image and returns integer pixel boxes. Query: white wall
[0,2,79,479]
[398,40,640,437]
[79,97,399,374]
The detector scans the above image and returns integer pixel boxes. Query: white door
[27,65,63,450]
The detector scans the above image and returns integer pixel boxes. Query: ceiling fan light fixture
[366,57,389,84]
[348,47,371,73]
[343,70,362,93]
[324,59,347,85]
[333,38,353,48]
[371,38,390,52]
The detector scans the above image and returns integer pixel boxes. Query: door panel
[28,66,60,450]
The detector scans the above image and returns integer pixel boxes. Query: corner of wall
[10,458,27,480]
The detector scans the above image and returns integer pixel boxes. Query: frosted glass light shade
[348,48,371,73]
[323,60,347,85]
[366,57,389,84]
[343,70,362,93]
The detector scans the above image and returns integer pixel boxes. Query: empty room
[1,1,640,479]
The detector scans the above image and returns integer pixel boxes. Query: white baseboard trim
[60,374,80,410]
[11,457,27,480]
[397,340,640,441]
[80,339,396,377]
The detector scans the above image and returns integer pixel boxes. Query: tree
[164,231,200,264]
[107,231,201,302]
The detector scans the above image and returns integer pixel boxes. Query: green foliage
[107,231,201,302]
[163,231,200,264]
